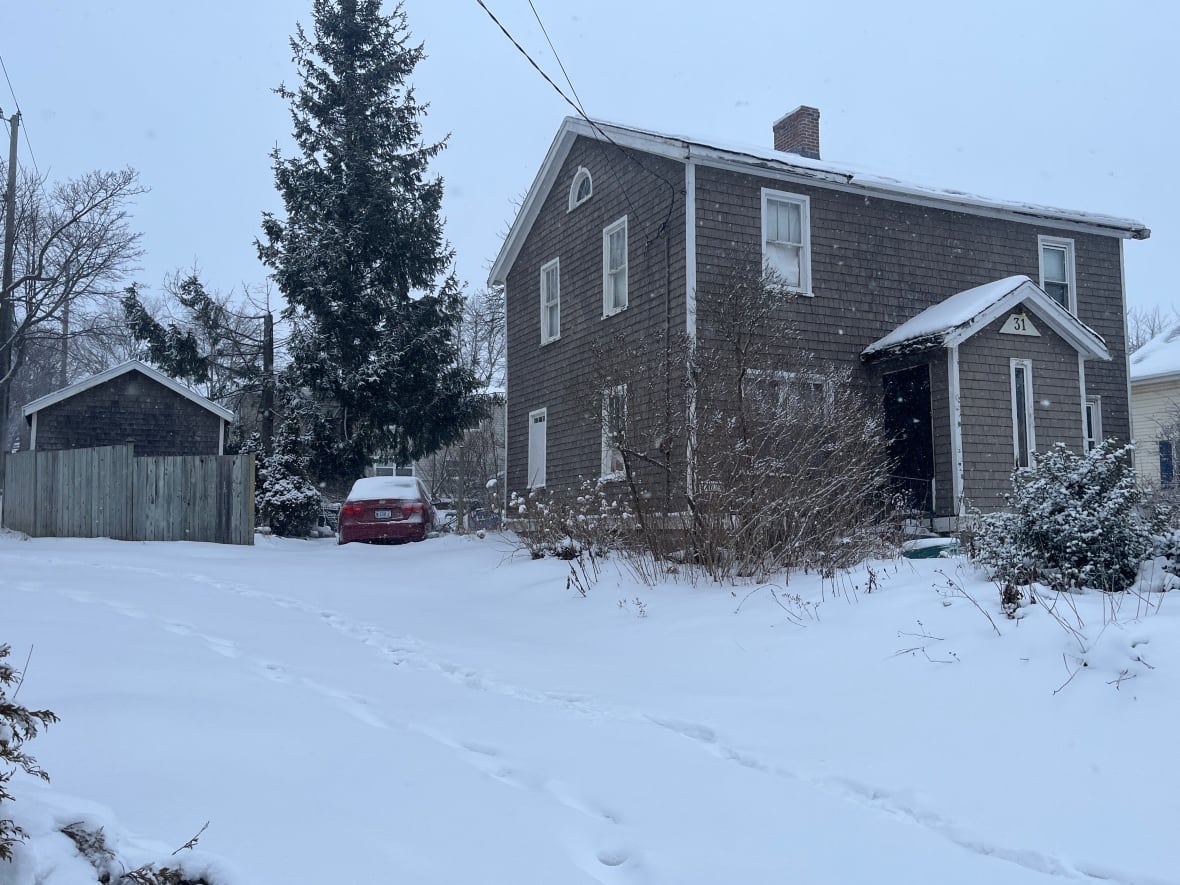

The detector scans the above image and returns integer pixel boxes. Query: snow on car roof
[347,476,421,500]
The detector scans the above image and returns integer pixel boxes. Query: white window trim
[742,368,832,406]
[568,167,593,212]
[1010,358,1036,469]
[540,257,560,344]
[1038,235,1076,315]
[527,407,547,489]
[602,216,629,318]
[761,187,813,296]
[600,385,627,479]
[1084,396,1102,452]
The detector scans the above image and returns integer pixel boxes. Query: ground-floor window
[373,463,414,477]
[1161,440,1174,487]
[1084,397,1102,452]
[528,408,547,488]
[601,385,627,479]
[1010,359,1035,469]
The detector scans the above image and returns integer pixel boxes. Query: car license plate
[374,509,392,519]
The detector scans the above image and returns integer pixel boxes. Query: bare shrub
[512,261,893,587]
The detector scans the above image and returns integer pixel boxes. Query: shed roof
[861,276,1110,361]
[23,360,235,422]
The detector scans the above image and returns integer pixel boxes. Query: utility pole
[0,110,19,445]
[261,310,274,455]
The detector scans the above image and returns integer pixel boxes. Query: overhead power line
[474,0,677,240]
[0,52,42,178]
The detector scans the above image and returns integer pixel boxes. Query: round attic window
[568,167,592,211]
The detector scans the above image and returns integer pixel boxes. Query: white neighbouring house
[1130,323,1180,487]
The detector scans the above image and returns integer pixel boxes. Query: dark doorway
[883,365,935,511]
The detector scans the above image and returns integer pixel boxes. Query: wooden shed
[23,360,233,455]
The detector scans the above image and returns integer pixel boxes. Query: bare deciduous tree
[1,167,144,444]
[1127,304,1176,354]
[414,287,507,522]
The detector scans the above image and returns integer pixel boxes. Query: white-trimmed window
[373,463,414,477]
[568,167,593,211]
[743,369,832,414]
[761,188,811,293]
[1084,396,1102,452]
[527,408,547,488]
[1010,359,1036,469]
[1039,235,1076,313]
[602,216,628,317]
[540,258,560,344]
[601,385,627,479]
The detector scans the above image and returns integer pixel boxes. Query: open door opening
[883,365,935,512]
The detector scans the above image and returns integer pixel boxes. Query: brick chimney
[772,106,820,159]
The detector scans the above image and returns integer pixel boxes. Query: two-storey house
[489,107,1149,523]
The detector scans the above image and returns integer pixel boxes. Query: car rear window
[347,476,422,501]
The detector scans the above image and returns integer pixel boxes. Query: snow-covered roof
[861,276,1110,361]
[489,116,1150,287]
[22,360,235,422]
[1130,322,1180,384]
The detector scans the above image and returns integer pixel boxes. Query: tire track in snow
[12,555,1169,884]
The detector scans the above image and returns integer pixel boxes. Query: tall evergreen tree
[259,0,479,483]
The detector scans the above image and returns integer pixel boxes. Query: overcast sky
[4,1,1177,314]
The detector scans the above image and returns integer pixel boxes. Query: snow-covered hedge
[974,440,1155,592]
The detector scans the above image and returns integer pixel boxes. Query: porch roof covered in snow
[860,276,1110,362]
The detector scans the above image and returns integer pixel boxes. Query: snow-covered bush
[0,643,58,861]
[257,418,322,538]
[508,482,635,561]
[974,440,1154,592]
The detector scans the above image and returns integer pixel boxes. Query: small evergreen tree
[258,416,323,537]
[258,0,479,484]
[0,644,58,861]
[975,440,1154,592]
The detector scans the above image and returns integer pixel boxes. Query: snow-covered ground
[3,532,1178,884]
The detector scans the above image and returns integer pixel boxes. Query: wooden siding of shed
[505,136,688,494]
[33,371,223,456]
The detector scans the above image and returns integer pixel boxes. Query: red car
[337,476,436,544]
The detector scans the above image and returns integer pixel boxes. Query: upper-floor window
[540,258,560,344]
[1038,235,1076,313]
[568,167,593,211]
[603,216,628,317]
[761,188,812,293]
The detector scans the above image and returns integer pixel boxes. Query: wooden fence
[2,445,255,545]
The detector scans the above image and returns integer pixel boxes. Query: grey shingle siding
[32,372,223,456]
[505,136,687,493]
[958,310,1085,511]
[505,136,1132,513]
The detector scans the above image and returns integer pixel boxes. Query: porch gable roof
[861,276,1110,362]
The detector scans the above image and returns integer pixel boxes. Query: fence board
[1,446,253,545]
[3,452,37,535]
